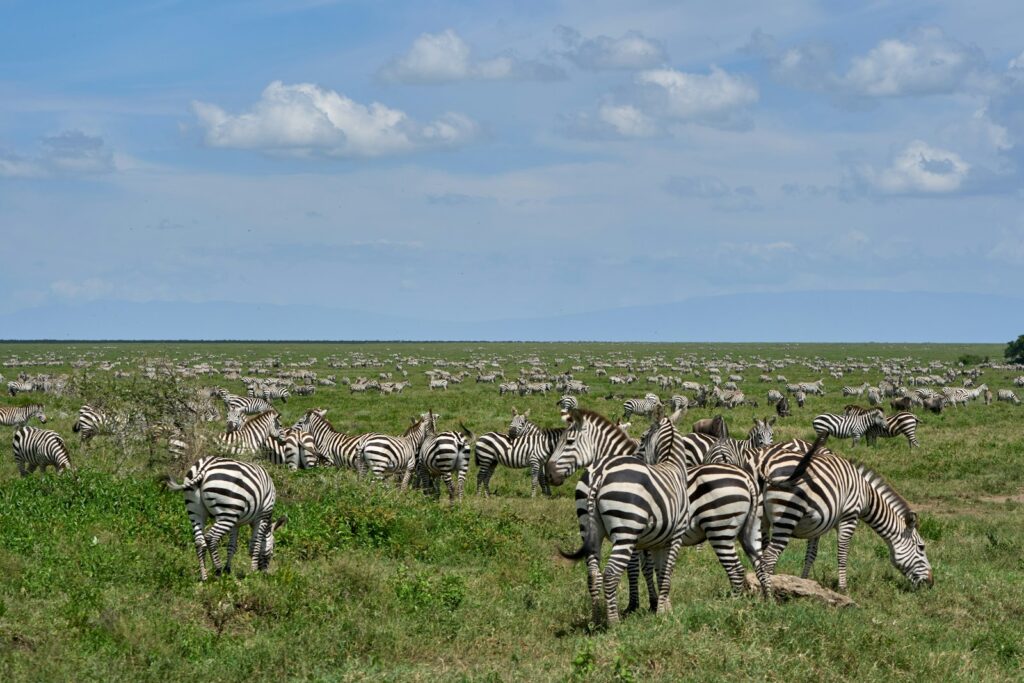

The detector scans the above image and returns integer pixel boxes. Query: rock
[744,572,858,608]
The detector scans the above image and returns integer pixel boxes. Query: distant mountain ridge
[0,290,1019,342]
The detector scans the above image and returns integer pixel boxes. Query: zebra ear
[904,511,918,529]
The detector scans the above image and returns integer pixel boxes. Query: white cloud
[858,140,971,194]
[380,29,562,83]
[556,26,667,70]
[597,104,658,137]
[0,130,116,178]
[635,66,759,126]
[839,28,989,97]
[192,81,478,157]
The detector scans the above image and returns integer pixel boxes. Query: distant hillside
[1,290,1019,342]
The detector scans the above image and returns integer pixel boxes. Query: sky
[1,1,1023,340]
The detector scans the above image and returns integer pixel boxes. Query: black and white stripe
[261,427,322,471]
[812,409,887,446]
[756,439,933,594]
[418,425,473,504]
[622,393,661,420]
[997,389,1020,405]
[72,404,113,442]
[360,413,435,488]
[13,425,72,475]
[500,409,566,497]
[216,411,283,456]
[0,404,46,427]
[7,380,36,396]
[293,408,367,469]
[167,456,287,581]
[865,411,920,448]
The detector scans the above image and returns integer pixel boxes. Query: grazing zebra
[213,388,274,414]
[866,388,883,406]
[261,427,322,471]
[622,393,661,420]
[997,389,1021,405]
[941,385,985,409]
[292,385,315,396]
[703,417,775,468]
[166,456,287,581]
[486,408,565,497]
[418,425,473,504]
[668,395,689,413]
[558,409,691,625]
[865,412,921,448]
[429,379,448,391]
[293,408,367,469]
[842,382,870,397]
[13,426,72,475]
[812,409,887,446]
[7,380,36,396]
[766,389,784,404]
[794,390,806,407]
[251,385,290,403]
[72,404,114,442]
[0,404,46,427]
[360,413,435,488]
[756,439,933,595]
[216,411,284,456]
[498,381,518,396]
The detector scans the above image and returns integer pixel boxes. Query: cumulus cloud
[752,27,991,100]
[0,130,116,178]
[556,26,667,70]
[635,67,759,127]
[854,140,971,195]
[380,29,563,83]
[192,81,478,157]
[597,104,659,137]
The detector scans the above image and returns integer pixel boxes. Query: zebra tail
[784,432,829,484]
[559,514,601,562]
[165,476,187,491]
[739,483,763,565]
[72,420,81,433]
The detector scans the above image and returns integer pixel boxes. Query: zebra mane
[855,462,914,517]
[306,408,338,431]
[569,408,628,435]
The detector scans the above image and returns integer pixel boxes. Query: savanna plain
[0,341,1021,682]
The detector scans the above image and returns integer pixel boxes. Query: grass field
[0,341,1022,682]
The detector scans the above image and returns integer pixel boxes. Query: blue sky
[1,1,1023,339]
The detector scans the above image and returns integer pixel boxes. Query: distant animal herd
[3,349,1022,626]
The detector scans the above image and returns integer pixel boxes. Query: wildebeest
[924,396,945,414]
[693,414,728,438]
[776,395,790,418]
[891,396,913,411]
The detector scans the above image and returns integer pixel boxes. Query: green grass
[0,341,1022,681]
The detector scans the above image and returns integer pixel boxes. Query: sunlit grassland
[0,341,1021,681]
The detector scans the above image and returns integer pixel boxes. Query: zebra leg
[651,540,683,613]
[757,530,794,598]
[835,517,859,592]
[624,551,640,615]
[477,464,495,497]
[539,466,551,496]
[586,553,604,625]
[441,473,456,505]
[190,520,210,581]
[530,461,540,498]
[224,527,240,575]
[399,461,415,490]
[456,471,466,501]
[250,518,270,572]
[708,535,747,595]
[801,537,819,579]
[602,541,634,625]
[642,551,657,612]
[204,519,235,575]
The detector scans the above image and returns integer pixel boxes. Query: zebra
[72,404,114,443]
[812,409,887,446]
[756,439,933,595]
[622,393,661,420]
[293,408,367,469]
[260,427,323,471]
[798,380,826,395]
[766,389,784,405]
[498,381,518,396]
[557,395,579,412]
[429,379,448,391]
[166,456,287,581]
[213,388,274,414]
[668,395,689,413]
[868,412,921,448]
[558,409,691,625]
[941,385,985,408]
[794,390,806,407]
[997,389,1021,405]
[216,411,284,456]
[702,417,775,468]
[775,395,791,418]
[252,385,290,403]
[418,424,473,504]
[7,380,36,396]
[842,382,869,397]
[0,404,46,427]
[13,425,72,475]
[484,408,564,497]
[473,431,513,496]
[360,413,435,488]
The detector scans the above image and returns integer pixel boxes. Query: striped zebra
[13,426,72,475]
[941,385,985,408]
[360,413,435,488]
[261,427,322,471]
[473,431,513,496]
[842,382,870,397]
[766,389,784,405]
[622,393,661,420]
[498,381,518,396]
[251,385,290,403]
[0,404,46,427]
[668,395,689,413]
[501,409,566,497]
[418,425,473,504]
[558,409,691,624]
[557,395,579,412]
[703,417,775,466]
[844,406,921,448]
[997,389,1021,405]
[429,379,448,391]
[7,380,36,396]
[293,408,367,469]
[798,380,826,395]
[812,409,887,446]
[216,411,283,456]
[73,404,113,443]
[166,456,287,581]
[756,440,933,595]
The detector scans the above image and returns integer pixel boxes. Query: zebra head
[258,516,288,571]
[867,408,887,429]
[748,417,775,447]
[226,409,244,433]
[508,408,530,439]
[888,511,934,588]
[546,411,591,487]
